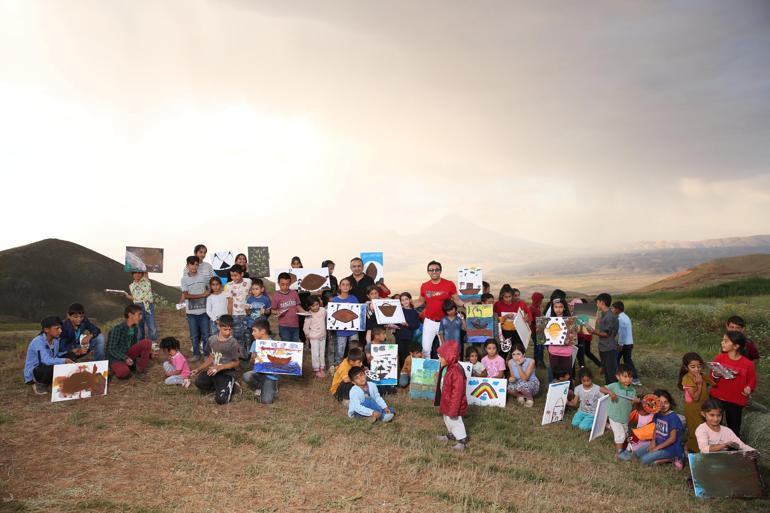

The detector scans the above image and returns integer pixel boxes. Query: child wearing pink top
[696,399,755,453]
[481,339,505,378]
[546,299,576,382]
[160,337,191,387]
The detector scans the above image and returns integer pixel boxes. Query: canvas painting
[124,246,164,273]
[466,377,507,408]
[366,343,398,386]
[466,304,494,342]
[275,268,330,292]
[51,360,109,402]
[541,380,570,425]
[326,303,367,331]
[688,451,764,498]
[410,358,440,400]
[252,340,303,376]
[589,394,610,442]
[360,251,384,284]
[457,267,483,301]
[572,302,597,334]
[514,309,532,349]
[211,251,236,279]
[247,246,270,278]
[536,316,578,346]
[372,299,406,324]
[459,361,472,379]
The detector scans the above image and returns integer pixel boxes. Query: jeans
[721,400,744,436]
[600,349,618,384]
[242,371,277,404]
[534,342,545,365]
[571,410,594,431]
[399,373,410,388]
[232,315,248,356]
[634,444,680,465]
[352,397,394,419]
[162,362,186,385]
[617,344,638,379]
[79,334,106,361]
[137,303,158,341]
[335,335,353,365]
[209,320,219,338]
[577,339,602,368]
[279,326,300,342]
[187,313,211,357]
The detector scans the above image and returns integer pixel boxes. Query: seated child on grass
[696,398,756,455]
[633,389,685,469]
[160,337,191,387]
[569,367,601,431]
[347,366,395,423]
[481,339,505,379]
[627,401,655,454]
[465,345,486,377]
[601,365,639,460]
[399,342,423,387]
[330,348,364,402]
[366,325,396,394]
[507,343,539,407]
[190,314,240,405]
[242,319,279,404]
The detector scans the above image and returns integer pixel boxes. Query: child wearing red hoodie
[434,340,469,450]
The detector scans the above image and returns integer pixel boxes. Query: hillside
[0,239,181,323]
[635,253,770,294]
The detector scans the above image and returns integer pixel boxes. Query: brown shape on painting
[378,303,397,317]
[289,274,298,284]
[267,354,292,366]
[54,364,106,397]
[332,309,359,323]
[299,273,326,291]
[459,287,480,295]
[365,262,378,280]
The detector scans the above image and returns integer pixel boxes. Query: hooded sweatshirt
[528,293,544,332]
[435,340,468,417]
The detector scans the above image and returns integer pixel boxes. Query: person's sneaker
[382,413,395,423]
[152,342,160,352]
[524,399,534,408]
[328,365,336,375]
[452,442,466,451]
[254,388,262,398]
[632,379,642,386]
[673,459,684,471]
[436,434,455,442]
[617,450,633,461]
[32,382,49,395]
[517,396,526,404]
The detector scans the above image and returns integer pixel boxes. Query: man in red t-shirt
[413,260,464,357]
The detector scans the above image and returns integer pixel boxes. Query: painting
[124,246,164,273]
[410,358,440,400]
[372,299,406,324]
[211,251,235,279]
[589,394,610,442]
[360,251,384,284]
[514,309,532,349]
[688,451,764,498]
[51,360,109,402]
[572,302,597,334]
[457,267,483,301]
[326,303,367,331]
[459,361,472,379]
[466,377,507,408]
[247,246,270,278]
[466,304,494,342]
[275,268,330,292]
[541,380,570,425]
[366,343,398,386]
[252,340,303,376]
[536,316,577,346]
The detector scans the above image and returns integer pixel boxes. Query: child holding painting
[435,341,469,450]
[464,345,486,377]
[546,298,574,383]
[394,292,421,372]
[633,390,684,468]
[242,319,279,404]
[601,365,638,460]
[439,300,465,355]
[695,399,756,454]
[708,331,756,436]
[678,352,712,452]
[399,342,423,388]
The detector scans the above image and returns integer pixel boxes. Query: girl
[507,343,539,407]
[331,278,359,367]
[695,399,755,453]
[303,296,327,378]
[546,299,575,383]
[633,390,684,468]
[481,339,505,379]
[465,345,486,377]
[364,285,382,344]
[394,292,421,372]
[709,331,757,436]
[494,285,530,360]
[232,253,250,280]
[678,352,712,452]
[125,272,157,343]
[206,277,227,338]
[159,337,191,387]
[568,367,600,430]
[572,298,602,369]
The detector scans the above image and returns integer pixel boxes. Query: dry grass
[0,309,767,513]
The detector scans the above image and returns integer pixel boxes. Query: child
[481,339,505,379]
[159,337,191,387]
[494,285,530,356]
[224,264,252,356]
[585,292,619,384]
[394,292,421,372]
[125,271,158,343]
[627,401,656,454]
[507,343,540,407]
[23,316,73,394]
[529,292,545,367]
[612,301,639,385]
[330,347,365,402]
[435,341,469,450]
[242,320,279,404]
[246,278,272,328]
[206,277,228,338]
[601,365,639,459]
[106,305,153,379]
[365,325,395,394]
[181,256,211,362]
[546,298,575,383]
[399,342,423,387]
[569,367,601,431]
[709,331,757,436]
[271,272,304,342]
[678,352,711,453]
[347,366,395,423]
[725,315,760,361]
[633,390,684,468]
[439,300,465,353]
[330,277,360,367]
[696,399,756,453]
[465,345,486,377]
[303,296,327,378]
[364,285,383,344]
[59,302,106,361]
[190,314,241,405]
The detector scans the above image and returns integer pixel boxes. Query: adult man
[346,257,375,303]
[413,261,464,358]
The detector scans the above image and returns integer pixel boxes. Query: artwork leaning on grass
[410,358,440,400]
[326,303,367,331]
[589,394,610,442]
[457,266,483,301]
[372,299,405,324]
[52,360,109,402]
[466,377,507,408]
[536,316,577,346]
[247,246,270,278]
[465,304,494,343]
[124,246,164,273]
[688,451,764,499]
[366,344,398,386]
[252,341,303,376]
[541,380,570,425]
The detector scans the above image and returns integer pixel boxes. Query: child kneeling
[347,366,395,423]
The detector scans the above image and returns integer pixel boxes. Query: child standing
[206,277,228,338]
[494,285,530,355]
[224,264,252,357]
[303,296,328,378]
[529,292,545,367]
[125,271,158,343]
[465,345,486,377]
[586,293,619,384]
[507,343,540,407]
[435,341,469,450]
[439,300,465,356]
[696,399,755,453]
[546,298,575,383]
[725,315,760,361]
[191,315,241,405]
[159,337,191,387]
[399,342,423,388]
[330,347,365,402]
[612,301,639,385]
[569,367,601,431]
[394,292,421,372]
[481,339,505,379]
[242,320,279,404]
[708,331,756,436]
[601,365,638,459]
[271,272,304,342]
[181,256,211,362]
[330,278,361,367]
[633,390,684,468]
[364,285,382,344]
[678,352,711,453]
[347,366,395,423]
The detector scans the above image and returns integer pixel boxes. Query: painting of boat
[253,342,303,376]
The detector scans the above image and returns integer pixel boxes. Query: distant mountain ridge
[635,254,770,293]
[617,234,770,252]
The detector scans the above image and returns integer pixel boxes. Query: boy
[726,315,760,361]
[59,303,106,362]
[242,319,279,404]
[159,337,191,386]
[23,316,74,394]
[191,314,241,405]
[435,341,469,450]
[399,342,423,388]
[439,300,465,350]
[181,256,211,362]
[224,264,252,356]
[612,301,640,386]
[330,347,365,402]
[364,325,388,364]
[107,305,153,379]
[246,278,272,328]
[600,365,639,459]
[586,293,618,384]
[347,366,395,422]
[270,272,304,342]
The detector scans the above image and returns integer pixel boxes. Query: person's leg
[162,361,175,375]
[146,304,158,341]
[195,371,214,393]
[624,345,639,380]
[638,448,671,465]
[259,376,277,404]
[722,401,743,435]
[335,335,349,366]
[127,339,153,373]
[213,373,235,405]
[601,350,618,384]
[421,319,440,358]
[165,374,184,385]
[187,314,202,357]
[360,397,385,416]
[335,382,354,402]
[310,339,321,372]
[576,341,586,368]
[209,319,219,339]
[232,315,247,349]
[579,413,594,431]
[88,334,106,361]
[399,373,410,388]
[137,305,147,340]
[198,314,210,356]
[32,363,55,385]
[110,360,131,380]
[242,370,258,390]
[572,410,587,428]
[289,327,300,342]
[444,415,468,444]
[585,341,602,367]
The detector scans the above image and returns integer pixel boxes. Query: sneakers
[452,441,467,451]
[632,379,642,386]
[382,412,395,423]
[328,365,336,375]
[524,399,534,408]
[617,450,633,461]
[436,433,456,442]
[517,396,526,404]
[32,382,49,395]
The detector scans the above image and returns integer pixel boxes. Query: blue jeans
[572,410,594,431]
[187,313,210,356]
[88,333,106,361]
[137,303,158,341]
[209,319,219,338]
[279,326,300,342]
[232,315,249,356]
[634,444,680,465]
[335,334,353,365]
[352,398,394,419]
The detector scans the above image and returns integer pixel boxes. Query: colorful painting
[688,451,764,498]
[124,246,164,273]
[372,299,405,324]
[247,246,270,278]
[541,381,570,425]
[360,251,384,284]
[51,360,109,402]
[366,343,398,386]
[326,303,367,331]
[275,268,330,292]
[466,304,494,342]
[536,316,577,346]
[211,251,235,279]
[466,377,507,408]
[252,340,303,376]
[572,302,597,334]
[457,267,483,301]
[459,361,472,379]
[410,358,440,400]
[589,394,610,442]
[513,309,532,349]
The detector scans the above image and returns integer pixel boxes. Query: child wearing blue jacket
[23,316,74,394]
[347,366,395,422]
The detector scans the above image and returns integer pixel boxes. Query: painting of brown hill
[635,254,770,294]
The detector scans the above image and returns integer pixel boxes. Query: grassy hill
[635,254,770,294]
[0,239,181,324]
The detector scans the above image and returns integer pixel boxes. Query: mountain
[635,254,770,294]
[616,235,770,251]
[0,239,181,323]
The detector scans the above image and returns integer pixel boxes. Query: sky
[1,0,769,287]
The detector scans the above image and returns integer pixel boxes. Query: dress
[682,372,711,452]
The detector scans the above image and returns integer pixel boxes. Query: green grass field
[0,288,767,512]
